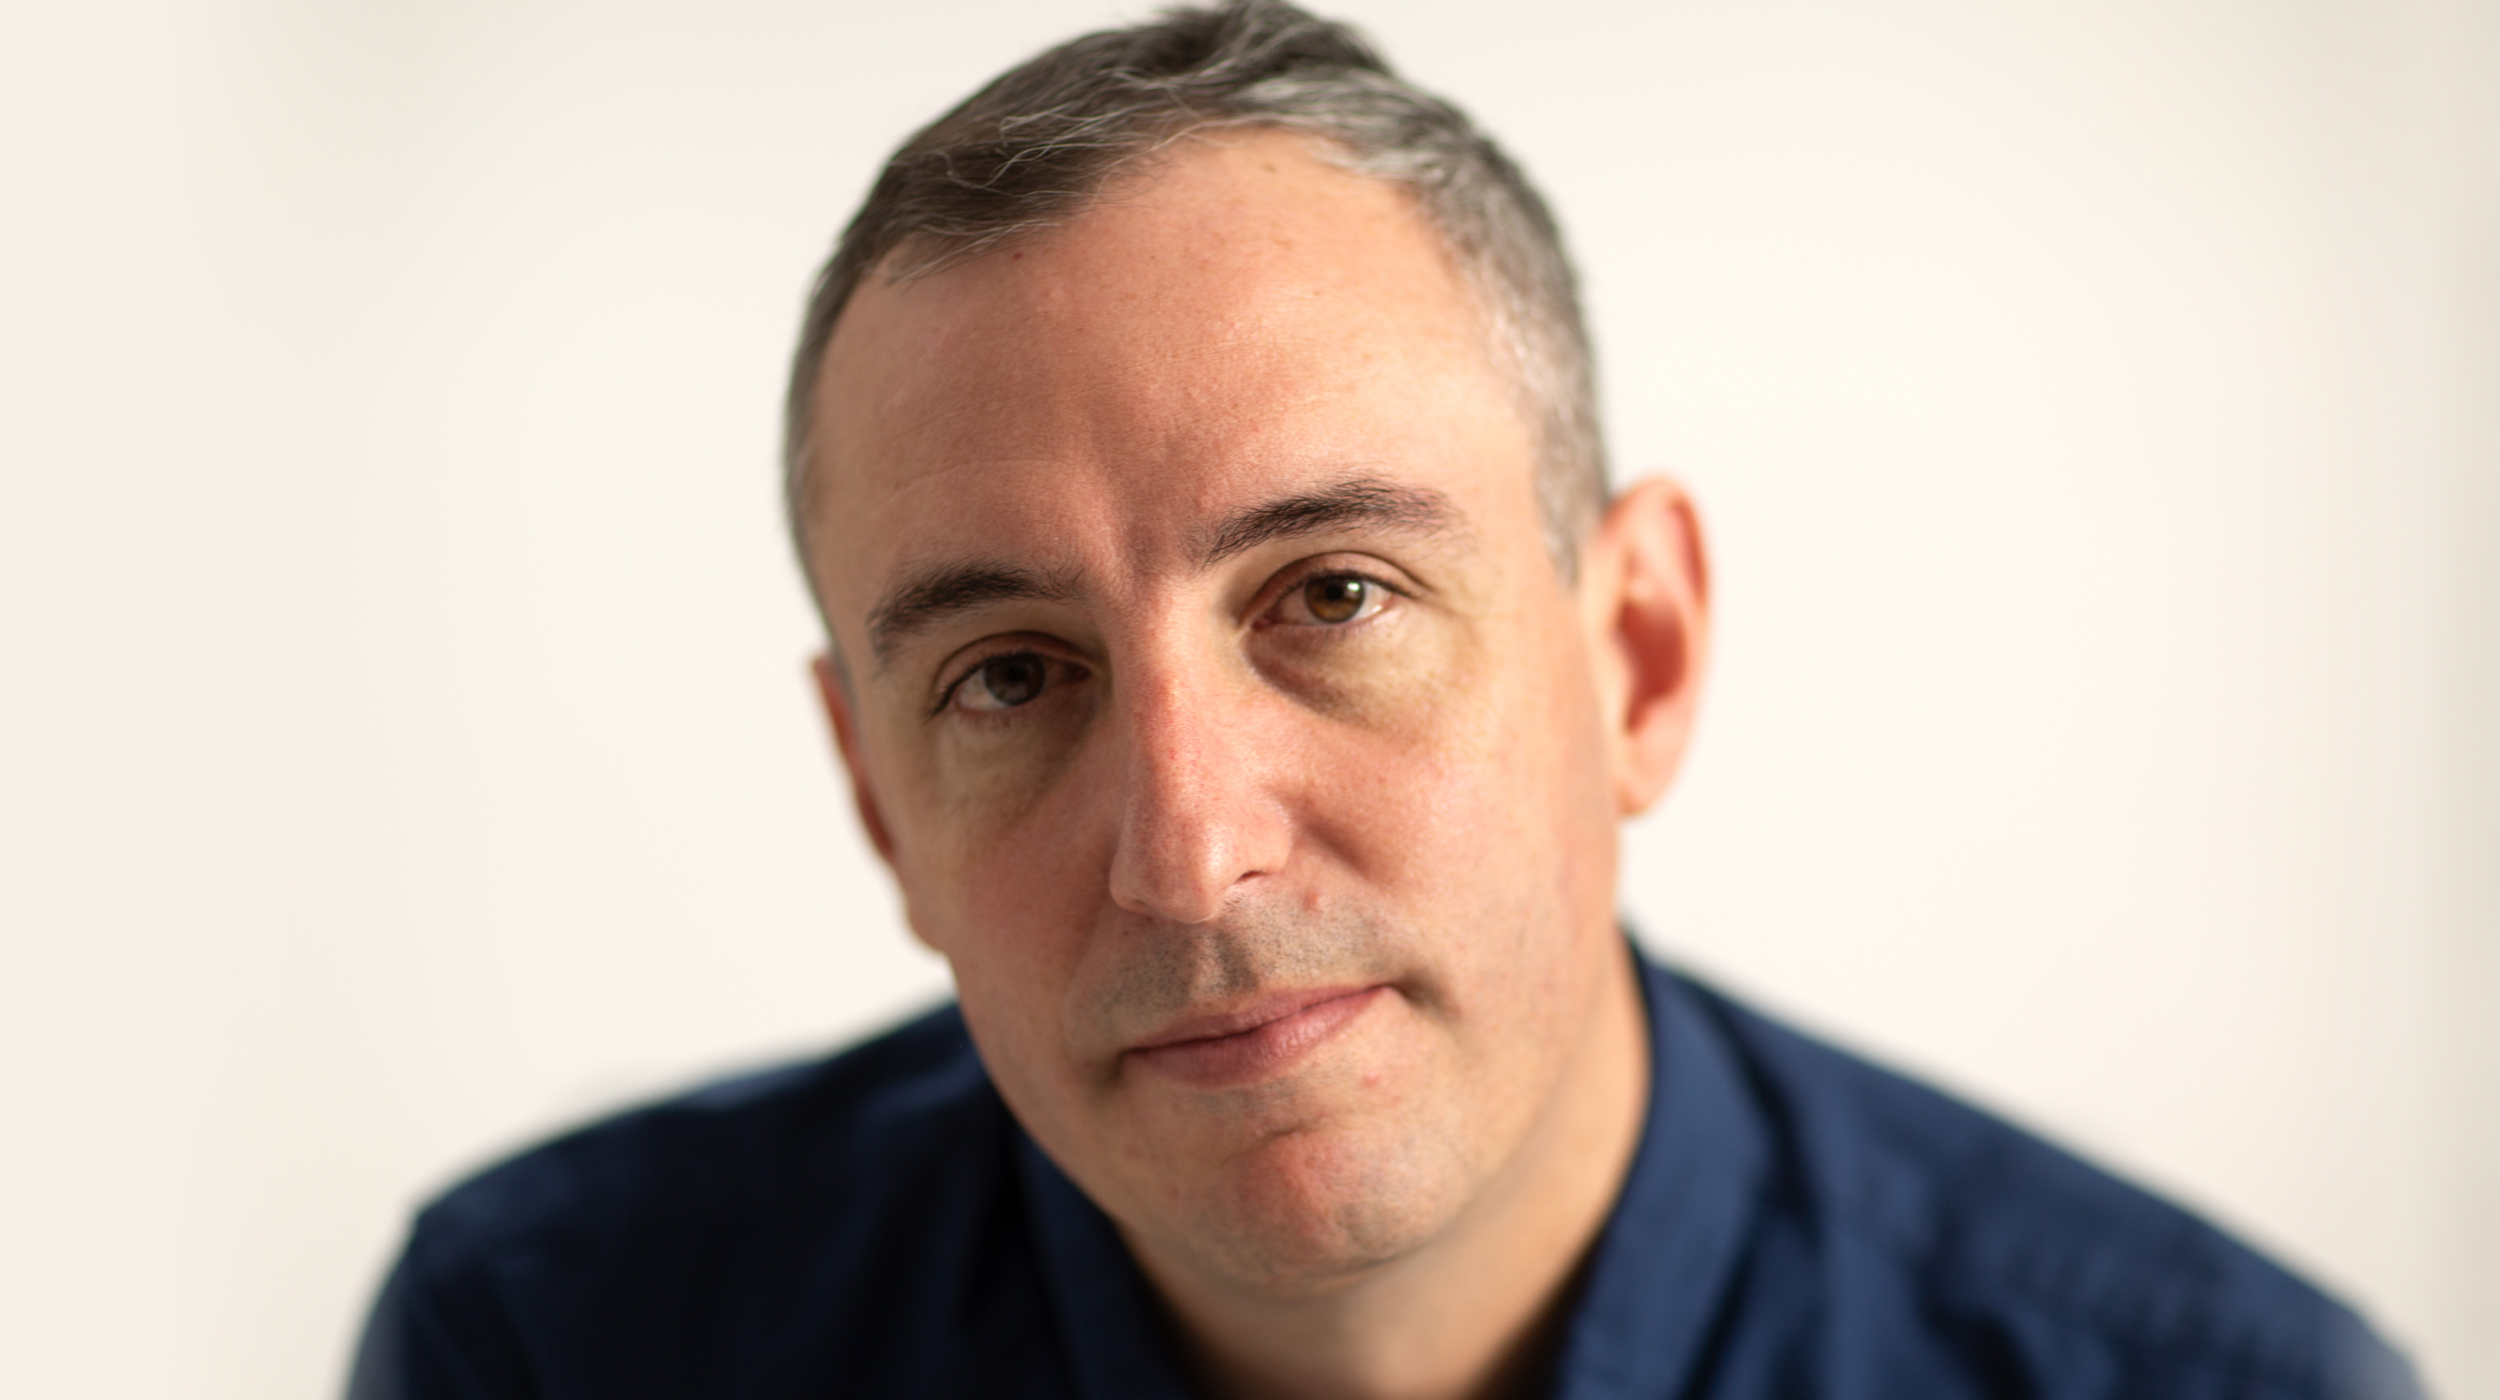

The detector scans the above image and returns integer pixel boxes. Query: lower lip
[1129,987,1389,1089]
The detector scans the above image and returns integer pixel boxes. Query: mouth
[1126,985,1390,1089]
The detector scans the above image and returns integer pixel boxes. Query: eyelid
[930,638,1084,718]
[925,559,1407,712]
[1256,558,1410,628]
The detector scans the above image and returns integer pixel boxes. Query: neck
[1133,941,1653,1400]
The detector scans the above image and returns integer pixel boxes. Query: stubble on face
[1069,903,1466,1284]
[1036,854,1594,1291]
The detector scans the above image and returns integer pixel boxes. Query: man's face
[806,132,1633,1291]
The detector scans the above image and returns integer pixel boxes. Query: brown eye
[1303,576,1368,624]
[957,653,1050,712]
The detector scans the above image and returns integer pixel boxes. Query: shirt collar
[1017,1131,1197,1398]
[1546,955,1772,1398]
[1016,947,1770,1399]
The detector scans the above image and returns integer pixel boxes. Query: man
[350,4,2422,1396]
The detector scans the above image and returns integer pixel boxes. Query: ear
[1579,477,1711,817]
[812,653,900,868]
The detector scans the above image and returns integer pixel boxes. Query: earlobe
[1585,478,1711,816]
[812,654,901,867]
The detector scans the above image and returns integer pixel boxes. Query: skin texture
[803,131,1711,1400]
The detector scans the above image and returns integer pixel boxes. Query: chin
[1183,1117,1473,1295]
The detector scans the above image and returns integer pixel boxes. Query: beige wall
[1,1,2490,1395]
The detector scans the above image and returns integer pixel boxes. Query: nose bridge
[1105,629,1284,925]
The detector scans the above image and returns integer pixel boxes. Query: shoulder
[355,1003,1069,1399]
[410,1001,999,1267]
[1665,969,2421,1400]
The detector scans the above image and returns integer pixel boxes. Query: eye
[1279,573,1386,626]
[951,652,1054,713]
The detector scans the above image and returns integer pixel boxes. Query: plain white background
[2,1,2492,1395]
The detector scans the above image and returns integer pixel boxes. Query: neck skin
[1120,938,1653,1400]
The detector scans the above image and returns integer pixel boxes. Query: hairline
[787,124,1583,628]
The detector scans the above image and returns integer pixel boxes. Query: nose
[1103,659,1292,926]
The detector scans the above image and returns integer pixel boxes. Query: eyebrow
[866,563,1079,668]
[863,476,1467,669]
[1195,477,1466,567]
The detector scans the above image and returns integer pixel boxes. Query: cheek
[877,698,1099,923]
[929,690,1099,839]
[896,806,1106,1140]
[1301,608,1613,1019]
[1306,612,1593,886]
[869,753,1107,1106]
[901,807,1101,987]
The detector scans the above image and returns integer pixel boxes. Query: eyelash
[929,564,1409,719]
[931,646,1083,719]
[1258,565,1402,630]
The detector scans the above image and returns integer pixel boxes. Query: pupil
[981,655,1045,707]
[1308,576,1365,623]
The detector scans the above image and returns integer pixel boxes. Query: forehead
[805,130,1532,619]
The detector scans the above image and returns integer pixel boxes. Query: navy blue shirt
[349,955,2422,1398]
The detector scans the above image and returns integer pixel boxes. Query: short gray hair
[784,0,1607,592]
